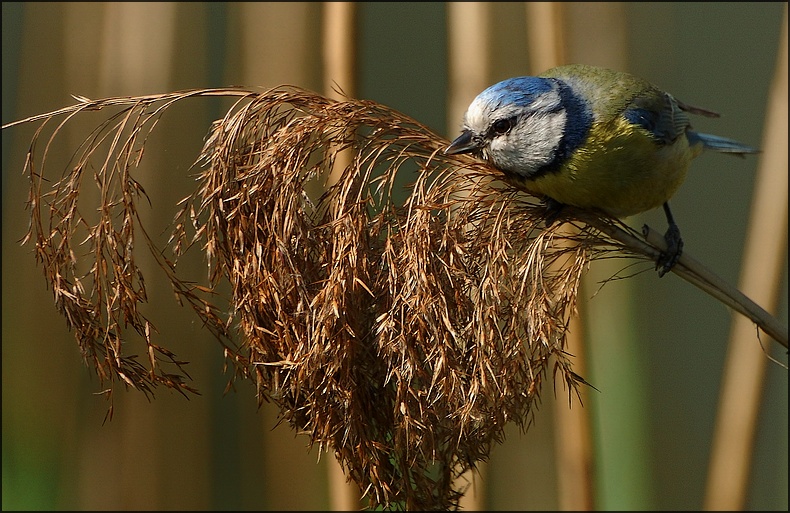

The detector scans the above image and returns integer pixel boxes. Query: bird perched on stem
[446,63,759,276]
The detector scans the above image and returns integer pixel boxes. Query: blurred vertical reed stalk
[446,3,494,509]
[526,3,596,511]
[234,4,329,509]
[705,6,788,509]
[97,5,173,507]
[558,4,657,510]
[321,2,364,510]
[93,4,216,509]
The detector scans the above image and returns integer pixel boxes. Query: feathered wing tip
[688,131,761,156]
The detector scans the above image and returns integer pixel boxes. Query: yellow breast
[520,117,703,218]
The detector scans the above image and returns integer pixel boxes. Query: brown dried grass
[4,86,784,510]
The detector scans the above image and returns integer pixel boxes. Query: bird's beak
[444,130,479,155]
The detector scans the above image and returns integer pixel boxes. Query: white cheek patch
[461,83,567,176]
[489,110,567,176]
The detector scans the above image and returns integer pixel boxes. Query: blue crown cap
[476,77,555,109]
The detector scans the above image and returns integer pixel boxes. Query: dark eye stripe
[530,80,593,177]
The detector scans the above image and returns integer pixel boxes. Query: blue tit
[445,63,759,276]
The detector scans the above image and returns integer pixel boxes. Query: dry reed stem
[3,86,785,510]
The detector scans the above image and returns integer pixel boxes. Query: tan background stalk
[705,6,789,509]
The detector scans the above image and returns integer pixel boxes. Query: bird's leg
[656,202,683,277]
[542,197,566,226]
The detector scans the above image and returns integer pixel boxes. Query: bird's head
[445,76,591,179]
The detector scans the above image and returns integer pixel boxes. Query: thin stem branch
[574,210,787,349]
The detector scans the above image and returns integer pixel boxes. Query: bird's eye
[492,118,514,135]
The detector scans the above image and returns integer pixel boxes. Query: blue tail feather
[688,131,760,156]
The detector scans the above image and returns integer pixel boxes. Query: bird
[445,63,759,276]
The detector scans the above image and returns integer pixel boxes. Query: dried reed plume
[3,86,785,510]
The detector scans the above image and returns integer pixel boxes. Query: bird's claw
[656,223,683,277]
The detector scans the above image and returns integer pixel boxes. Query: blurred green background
[3,2,786,510]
